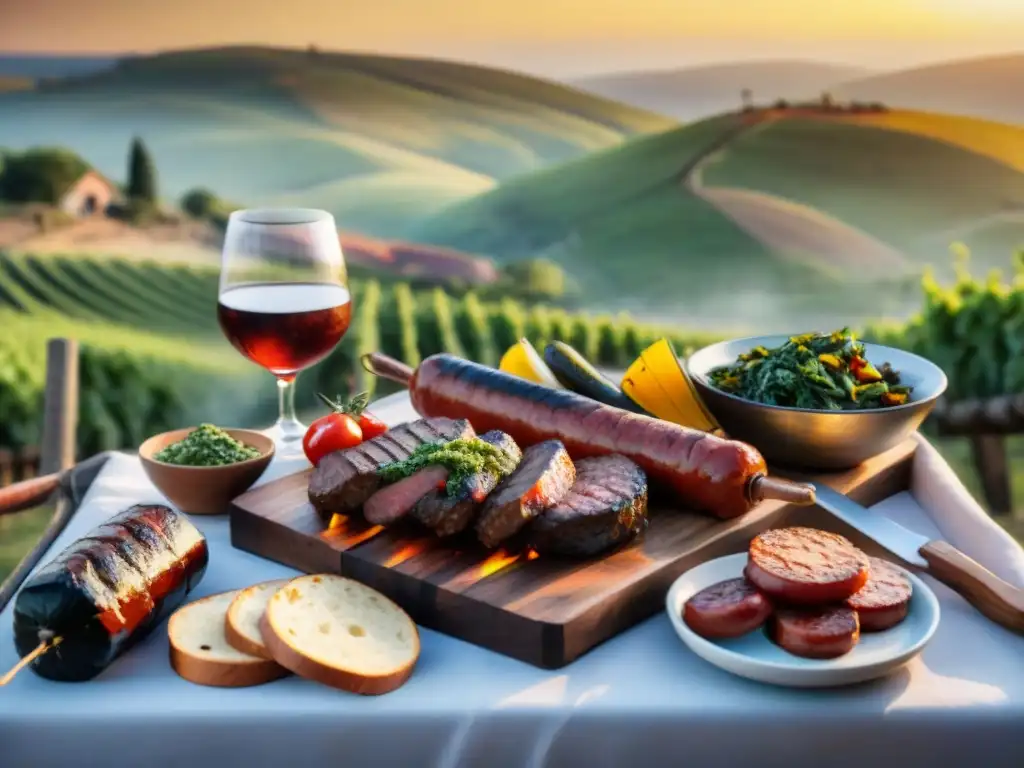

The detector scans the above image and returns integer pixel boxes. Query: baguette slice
[261,574,419,695]
[169,590,289,687]
[225,579,291,659]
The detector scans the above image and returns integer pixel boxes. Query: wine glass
[217,208,351,457]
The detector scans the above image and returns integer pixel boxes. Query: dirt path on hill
[679,110,907,273]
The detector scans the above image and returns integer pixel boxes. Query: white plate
[665,553,941,688]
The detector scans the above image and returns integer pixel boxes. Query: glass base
[262,418,307,458]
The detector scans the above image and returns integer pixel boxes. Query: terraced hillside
[0,252,218,334]
[0,252,265,454]
[0,47,675,237]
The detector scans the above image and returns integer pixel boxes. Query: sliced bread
[169,590,289,687]
[225,579,291,659]
[261,574,420,695]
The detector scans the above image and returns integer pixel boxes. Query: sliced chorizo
[746,527,869,605]
[683,577,773,639]
[846,557,913,631]
[769,606,860,659]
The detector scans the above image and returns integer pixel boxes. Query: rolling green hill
[411,113,919,324]
[413,115,769,298]
[692,184,905,274]
[813,110,1024,173]
[414,108,1024,320]
[701,112,1024,272]
[0,47,674,237]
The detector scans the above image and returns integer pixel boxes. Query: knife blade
[812,484,929,569]
[812,483,1024,635]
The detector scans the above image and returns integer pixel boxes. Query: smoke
[619,286,920,335]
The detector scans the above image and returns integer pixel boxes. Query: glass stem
[276,376,304,442]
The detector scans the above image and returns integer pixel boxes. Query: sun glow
[5,0,1024,54]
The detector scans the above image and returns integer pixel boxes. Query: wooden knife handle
[361,353,413,386]
[920,540,1024,634]
[0,473,61,517]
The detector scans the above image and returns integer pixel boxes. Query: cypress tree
[127,137,157,204]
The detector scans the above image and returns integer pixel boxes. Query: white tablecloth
[3,394,1024,768]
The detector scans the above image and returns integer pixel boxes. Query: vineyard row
[2,249,1022,458]
[0,250,721,456]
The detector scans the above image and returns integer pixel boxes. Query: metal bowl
[686,335,947,470]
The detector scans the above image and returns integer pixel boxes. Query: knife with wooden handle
[814,484,1024,635]
[0,473,61,517]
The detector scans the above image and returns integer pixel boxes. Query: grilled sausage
[12,504,208,682]
[683,578,773,639]
[745,527,870,605]
[404,354,775,520]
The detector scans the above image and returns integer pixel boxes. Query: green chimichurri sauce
[378,438,516,496]
[154,424,261,467]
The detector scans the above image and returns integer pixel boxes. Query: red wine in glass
[217,283,352,381]
[218,208,349,457]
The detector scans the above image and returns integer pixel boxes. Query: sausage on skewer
[362,353,814,520]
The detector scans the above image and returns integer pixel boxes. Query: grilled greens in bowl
[686,332,947,469]
[707,329,912,411]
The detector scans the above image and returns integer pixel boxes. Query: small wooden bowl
[138,428,275,515]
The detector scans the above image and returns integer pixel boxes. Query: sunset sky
[3,0,1024,76]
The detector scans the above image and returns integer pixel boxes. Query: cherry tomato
[357,411,388,440]
[303,413,362,466]
[304,391,389,466]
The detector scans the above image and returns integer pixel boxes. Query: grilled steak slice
[475,440,574,549]
[364,466,450,526]
[308,418,474,518]
[411,431,522,537]
[529,455,648,557]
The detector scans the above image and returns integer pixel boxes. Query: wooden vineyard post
[40,338,79,476]
[932,393,1024,436]
[0,449,13,487]
[932,396,1018,518]
[968,434,1012,517]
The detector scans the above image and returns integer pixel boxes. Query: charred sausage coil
[12,504,209,682]
[362,353,815,519]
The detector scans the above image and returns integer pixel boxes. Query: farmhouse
[57,170,121,217]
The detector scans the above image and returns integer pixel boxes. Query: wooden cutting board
[229,438,916,668]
